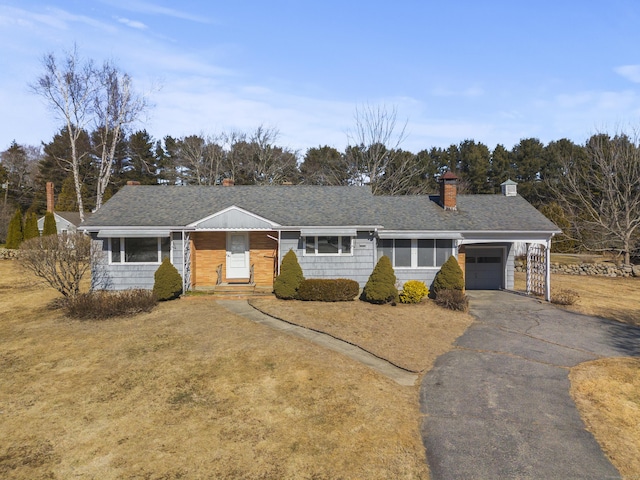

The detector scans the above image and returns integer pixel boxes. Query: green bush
[23,212,39,240]
[153,258,183,301]
[42,211,57,236]
[65,289,157,319]
[273,250,305,300]
[399,280,429,304]
[432,255,464,294]
[435,289,469,312]
[361,255,398,304]
[6,209,23,249]
[297,278,359,302]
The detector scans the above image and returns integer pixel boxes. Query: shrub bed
[434,289,469,312]
[551,289,580,305]
[65,289,158,320]
[297,278,359,302]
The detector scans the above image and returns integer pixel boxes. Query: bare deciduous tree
[30,46,96,222]
[175,134,225,185]
[94,63,147,209]
[554,131,640,264]
[19,232,96,298]
[346,104,428,195]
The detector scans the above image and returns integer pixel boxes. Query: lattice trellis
[183,232,191,292]
[526,243,546,297]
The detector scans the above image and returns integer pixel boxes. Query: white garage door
[465,248,503,290]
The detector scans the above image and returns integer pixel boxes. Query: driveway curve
[420,290,640,480]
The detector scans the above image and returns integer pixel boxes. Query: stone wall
[515,259,640,278]
[0,248,17,260]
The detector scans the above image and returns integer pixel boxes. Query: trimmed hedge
[297,278,359,302]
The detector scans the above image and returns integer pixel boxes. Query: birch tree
[30,46,96,222]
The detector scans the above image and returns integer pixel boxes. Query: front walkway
[420,291,640,479]
[218,300,418,386]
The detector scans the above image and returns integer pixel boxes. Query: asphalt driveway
[420,290,640,479]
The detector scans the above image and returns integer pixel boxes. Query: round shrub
[399,280,429,304]
[362,255,398,304]
[273,250,305,300]
[297,278,359,302]
[434,289,469,312]
[153,258,183,301]
[432,255,464,294]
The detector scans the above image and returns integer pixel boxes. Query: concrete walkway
[420,291,640,480]
[218,300,418,386]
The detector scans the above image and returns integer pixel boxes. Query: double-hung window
[305,236,352,255]
[378,239,453,268]
[110,237,171,264]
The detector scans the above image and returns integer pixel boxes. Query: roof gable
[188,206,280,230]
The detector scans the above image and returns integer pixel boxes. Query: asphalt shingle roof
[81,185,559,233]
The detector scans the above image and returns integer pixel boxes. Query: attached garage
[465,247,504,290]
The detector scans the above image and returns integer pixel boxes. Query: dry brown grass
[0,260,435,479]
[249,298,474,373]
[515,272,640,326]
[570,358,640,479]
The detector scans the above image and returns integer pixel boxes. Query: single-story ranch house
[80,175,561,300]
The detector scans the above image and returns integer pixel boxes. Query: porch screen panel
[395,239,411,267]
[435,239,452,266]
[379,239,393,261]
[417,239,435,267]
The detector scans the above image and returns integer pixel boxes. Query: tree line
[0,46,638,263]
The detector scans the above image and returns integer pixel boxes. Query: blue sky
[2,0,640,155]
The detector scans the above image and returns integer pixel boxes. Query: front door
[226,232,250,279]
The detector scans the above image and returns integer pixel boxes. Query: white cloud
[99,0,211,24]
[117,17,147,30]
[615,65,640,83]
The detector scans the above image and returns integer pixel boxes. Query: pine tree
[6,209,24,249]
[273,250,305,299]
[43,211,57,236]
[23,212,39,240]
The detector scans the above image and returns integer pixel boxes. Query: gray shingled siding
[90,232,184,291]
[394,268,441,289]
[280,231,376,287]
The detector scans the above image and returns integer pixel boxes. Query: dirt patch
[571,358,640,479]
[249,297,474,373]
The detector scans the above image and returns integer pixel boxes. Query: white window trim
[380,239,454,269]
[109,236,172,265]
[303,235,354,256]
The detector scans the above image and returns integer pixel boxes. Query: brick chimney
[126,181,141,186]
[46,182,55,212]
[439,171,458,211]
[222,178,234,187]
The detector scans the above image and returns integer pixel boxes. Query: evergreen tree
[153,258,183,300]
[43,211,57,236]
[361,255,398,304]
[23,212,39,240]
[273,250,305,299]
[6,209,23,249]
[432,255,465,294]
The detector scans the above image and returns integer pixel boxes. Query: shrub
[399,280,429,304]
[273,250,305,300]
[153,258,183,301]
[432,255,465,294]
[6,209,23,249]
[362,255,398,304]
[435,289,469,312]
[42,211,57,236]
[23,212,39,240]
[66,289,157,319]
[297,278,359,302]
[551,289,580,306]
